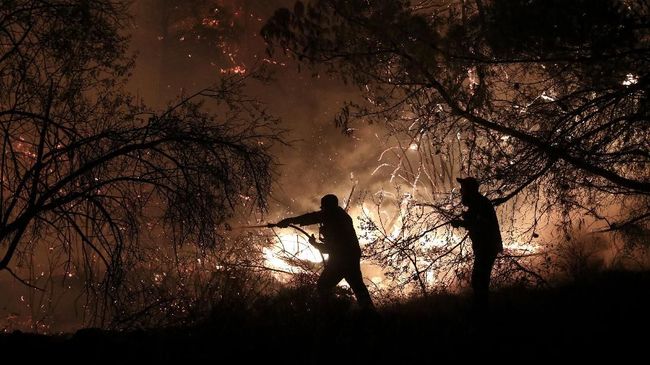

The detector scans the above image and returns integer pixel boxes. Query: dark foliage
[2,270,648,363]
[1,0,281,325]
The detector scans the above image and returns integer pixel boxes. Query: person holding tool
[450,177,503,315]
[273,194,376,312]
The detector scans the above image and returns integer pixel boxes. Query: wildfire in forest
[2,0,647,337]
[262,197,542,290]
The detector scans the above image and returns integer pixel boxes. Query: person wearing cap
[451,177,503,314]
[276,194,375,312]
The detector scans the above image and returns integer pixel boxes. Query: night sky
[128,0,391,216]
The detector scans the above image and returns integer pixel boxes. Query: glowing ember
[220,65,246,74]
[622,73,639,86]
[201,18,220,28]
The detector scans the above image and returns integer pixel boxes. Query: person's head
[456,177,480,206]
[320,194,339,211]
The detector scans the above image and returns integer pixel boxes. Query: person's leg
[471,253,496,315]
[317,262,345,310]
[343,263,375,312]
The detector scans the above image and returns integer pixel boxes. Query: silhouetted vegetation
[1,0,281,325]
[262,0,649,293]
[1,1,648,351]
[2,270,648,363]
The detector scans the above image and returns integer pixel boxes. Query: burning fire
[220,65,246,74]
[263,233,326,278]
[261,202,541,289]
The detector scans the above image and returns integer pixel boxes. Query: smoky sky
[128,0,398,219]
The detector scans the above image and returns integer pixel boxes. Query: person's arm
[472,200,495,229]
[308,234,329,253]
[450,216,466,228]
[451,209,476,228]
[277,211,323,227]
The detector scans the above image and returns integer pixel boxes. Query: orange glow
[220,65,246,74]
[263,233,326,280]
[201,18,220,28]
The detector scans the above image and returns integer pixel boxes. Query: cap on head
[456,177,479,193]
[320,194,339,210]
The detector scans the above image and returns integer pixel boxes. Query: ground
[2,270,648,364]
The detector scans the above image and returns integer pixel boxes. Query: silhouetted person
[451,177,503,315]
[277,194,375,312]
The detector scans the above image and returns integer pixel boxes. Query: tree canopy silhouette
[262,0,648,227]
[0,0,280,319]
[262,0,648,292]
